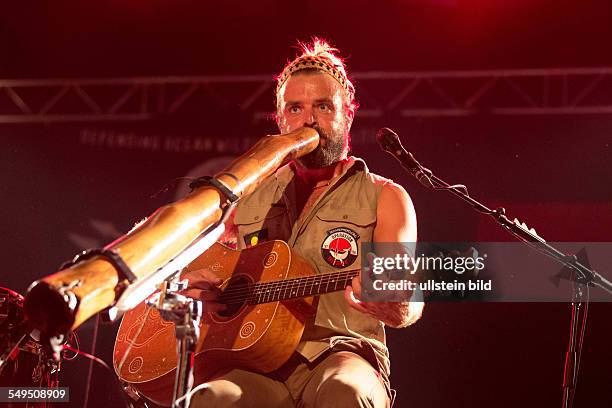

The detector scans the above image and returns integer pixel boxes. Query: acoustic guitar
[113,240,359,406]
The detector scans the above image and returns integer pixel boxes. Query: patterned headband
[275,55,352,98]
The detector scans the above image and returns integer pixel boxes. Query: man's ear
[345,109,354,130]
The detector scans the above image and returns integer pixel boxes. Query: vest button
[342,214,348,219]
[254,216,260,220]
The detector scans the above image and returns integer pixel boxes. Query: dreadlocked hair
[276,37,358,118]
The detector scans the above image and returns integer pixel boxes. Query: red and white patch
[321,227,359,268]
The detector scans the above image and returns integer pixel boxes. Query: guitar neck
[219,269,360,305]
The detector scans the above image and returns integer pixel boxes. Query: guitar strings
[219,278,356,304]
[218,270,357,302]
[257,272,357,303]
[217,270,360,304]
[228,270,359,300]
[217,269,359,298]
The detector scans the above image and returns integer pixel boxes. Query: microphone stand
[378,130,612,408]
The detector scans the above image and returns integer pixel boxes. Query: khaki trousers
[188,351,390,408]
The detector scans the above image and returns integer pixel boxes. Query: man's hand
[181,268,227,313]
[344,269,423,329]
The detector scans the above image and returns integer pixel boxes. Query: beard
[298,125,348,169]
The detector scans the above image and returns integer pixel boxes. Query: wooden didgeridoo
[23,127,319,338]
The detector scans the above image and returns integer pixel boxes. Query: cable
[83,314,100,408]
[62,344,133,408]
[570,285,590,407]
[150,176,199,199]
[62,332,79,361]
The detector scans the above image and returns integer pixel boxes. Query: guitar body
[113,240,315,406]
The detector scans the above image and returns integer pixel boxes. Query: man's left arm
[344,182,424,328]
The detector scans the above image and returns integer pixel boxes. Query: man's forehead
[279,71,344,103]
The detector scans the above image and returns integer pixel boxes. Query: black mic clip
[376,127,435,189]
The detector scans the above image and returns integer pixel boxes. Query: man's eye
[318,104,331,112]
[289,106,301,113]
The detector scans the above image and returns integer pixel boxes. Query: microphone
[376,127,435,189]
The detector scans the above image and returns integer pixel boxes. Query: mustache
[312,125,328,139]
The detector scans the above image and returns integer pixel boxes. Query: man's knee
[314,374,387,408]
[188,379,243,408]
[187,370,293,408]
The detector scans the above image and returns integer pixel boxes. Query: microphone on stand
[376,127,435,189]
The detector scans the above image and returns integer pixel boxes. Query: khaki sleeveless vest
[232,157,391,372]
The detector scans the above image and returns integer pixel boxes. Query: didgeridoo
[23,127,319,338]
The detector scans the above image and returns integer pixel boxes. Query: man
[185,38,423,408]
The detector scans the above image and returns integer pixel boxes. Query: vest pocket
[234,205,289,248]
[315,207,377,227]
[234,205,287,225]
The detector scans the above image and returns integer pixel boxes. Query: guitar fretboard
[218,269,360,305]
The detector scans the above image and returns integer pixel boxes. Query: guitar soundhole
[217,276,251,318]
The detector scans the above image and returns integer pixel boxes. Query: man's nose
[303,107,318,127]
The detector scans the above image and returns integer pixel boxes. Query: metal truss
[2,67,612,123]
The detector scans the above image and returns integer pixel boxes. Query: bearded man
[186,38,423,408]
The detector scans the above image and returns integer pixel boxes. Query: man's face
[276,71,352,168]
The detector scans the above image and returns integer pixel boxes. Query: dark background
[1,1,611,407]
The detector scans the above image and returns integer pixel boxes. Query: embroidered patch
[321,227,360,268]
[244,229,268,248]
